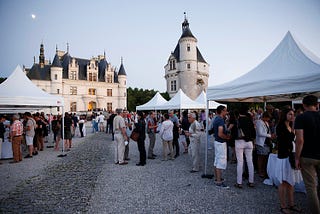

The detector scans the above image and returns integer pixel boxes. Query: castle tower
[50,45,63,95]
[117,57,127,109]
[164,13,209,100]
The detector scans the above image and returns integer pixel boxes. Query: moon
[31,14,36,19]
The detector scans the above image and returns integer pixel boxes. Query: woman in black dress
[135,111,146,166]
[276,108,301,213]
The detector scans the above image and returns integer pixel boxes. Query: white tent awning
[136,92,168,111]
[0,65,64,109]
[157,89,204,110]
[207,31,320,102]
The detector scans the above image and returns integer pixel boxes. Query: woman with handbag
[135,111,146,166]
[276,108,302,213]
[233,107,256,188]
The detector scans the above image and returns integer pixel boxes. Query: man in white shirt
[159,113,174,161]
[98,112,105,132]
[186,113,202,173]
[113,109,128,165]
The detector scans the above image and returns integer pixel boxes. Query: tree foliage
[127,87,169,112]
[0,77,6,84]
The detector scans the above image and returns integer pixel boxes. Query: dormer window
[169,59,176,70]
[88,72,97,81]
[69,71,77,80]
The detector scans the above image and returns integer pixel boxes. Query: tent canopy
[207,31,320,102]
[0,65,64,111]
[157,89,204,110]
[136,92,168,111]
[195,91,227,109]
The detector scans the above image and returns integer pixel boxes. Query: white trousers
[235,139,254,184]
[114,133,125,163]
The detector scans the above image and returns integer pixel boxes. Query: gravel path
[0,129,310,213]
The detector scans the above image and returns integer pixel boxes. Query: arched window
[70,102,77,112]
[107,102,112,111]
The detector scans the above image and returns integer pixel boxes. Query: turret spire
[182,12,189,32]
[39,42,45,68]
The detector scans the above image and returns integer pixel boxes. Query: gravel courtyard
[0,130,309,213]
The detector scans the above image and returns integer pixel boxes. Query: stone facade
[164,15,209,100]
[24,43,127,114]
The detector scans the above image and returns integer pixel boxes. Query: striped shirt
[11,120,23,136]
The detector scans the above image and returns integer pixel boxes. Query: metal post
[58,106,67,157]
[202,99,214,179]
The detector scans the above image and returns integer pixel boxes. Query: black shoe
[125,158,130,161]
[32,151,38,156]
[24,154,33,158]
[174,154,179,158]
[136,163,145,166]
[152,154,157,157]
[148,157,155,159]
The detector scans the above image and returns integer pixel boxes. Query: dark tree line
[0,77,6,84]
[127,87,169,112]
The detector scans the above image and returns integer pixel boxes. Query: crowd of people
[111,95,319,214]
[0,95,319,213]
[0,112,87,163]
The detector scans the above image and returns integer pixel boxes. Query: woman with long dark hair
[135,111,146,166]
[276,108,301,213]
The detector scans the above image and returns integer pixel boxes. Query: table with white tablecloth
[1,139,13,159]
[1,126,13,159]
[265,153,305,193]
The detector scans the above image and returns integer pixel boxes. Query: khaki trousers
[12,136,22,162]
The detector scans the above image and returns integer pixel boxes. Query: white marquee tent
[207,31,320,102]
[195,91,226,109]
[0,65,64,112]
[0,65,67,156]
[157,89,204,110]
[136,92,168,111]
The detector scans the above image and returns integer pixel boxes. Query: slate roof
[172,43,207,63]
[98,58,108,81]
[180,26,196,39]
[118,63,126,76]
[27,47,125,82]
[114,70,119,83]
[27,64,51,80]
[52,54,62,67]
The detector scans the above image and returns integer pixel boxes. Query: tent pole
[58,106,67,157]
[202,99,214,179]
